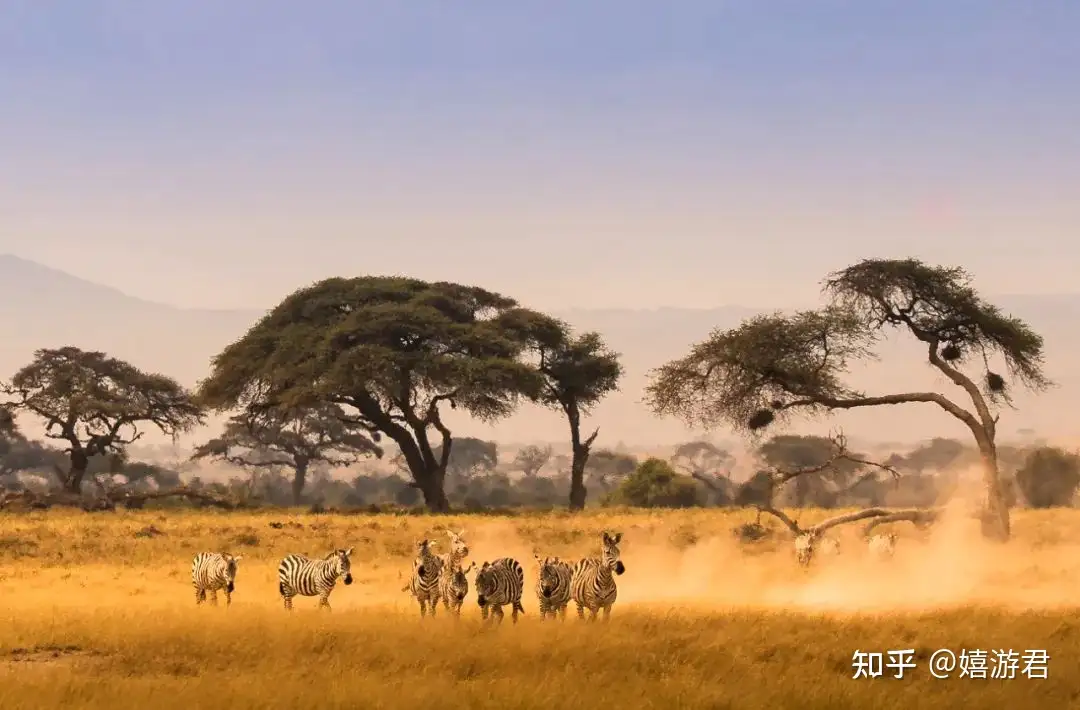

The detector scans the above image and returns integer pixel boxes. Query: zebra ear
[344,547,353,556]
[612,532,622,544]
[232,555,243,563]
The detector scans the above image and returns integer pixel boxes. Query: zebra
[533,552,573,621]
[794,530,840,567]
[191,552,243,607]
[277,547,354,611]
[867,532,898,559]
[440,561,476,616]
[402,539,443,617]
[474,557,525,624]
[570,531,625,622]
[436,530,471,613]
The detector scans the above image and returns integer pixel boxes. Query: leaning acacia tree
[191,404,383,505]
[196,277,549,512]
[2,346,205,493]
[645,258,1050,542]
[525,326,623,510]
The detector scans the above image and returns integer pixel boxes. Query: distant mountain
[2,253,1078,448]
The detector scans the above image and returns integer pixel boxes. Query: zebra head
[326,548,354,585]
[534,554,562,598]
[445,529,469,560]
[222,553,243,593]
[601,531,625,575]
[474,561,496,607]
[451,561,475,603]
[415,539,438,577]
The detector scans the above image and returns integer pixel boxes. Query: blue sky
[2,1,1078,311]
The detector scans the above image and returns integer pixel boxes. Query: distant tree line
[0,259,1068,540]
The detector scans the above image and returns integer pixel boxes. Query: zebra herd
[793,530,899,567]
[190,528,899,613]
[190,529,627,621]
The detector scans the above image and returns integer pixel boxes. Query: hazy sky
[3,1,1078,313]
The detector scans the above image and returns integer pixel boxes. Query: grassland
[2,505,1079,709]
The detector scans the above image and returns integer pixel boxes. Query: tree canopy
[645,258,1051,540]
[191,404,383,504]
[3,347,204,492]
[196,276,550,511]
[513,444,552,477]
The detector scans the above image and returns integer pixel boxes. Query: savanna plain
[1,506,1078,710]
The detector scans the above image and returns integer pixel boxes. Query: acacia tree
[645,258,1050,541]
[195,277,548,512]
[527,328,623,510]
[513,444,552,477]
[670,440,734,493]
[191,404,383,505]
[2,347,205,493]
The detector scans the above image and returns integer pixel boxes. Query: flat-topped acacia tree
[2,346,205,493]
[195,277,551,512]
[644,258,1051,542]
[191,404,383,505]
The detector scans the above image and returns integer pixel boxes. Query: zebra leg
[283,594,294,611]
[419,598,427,617]
[492,605,504,624]
[319,593,332,611]
[511,604,519,624]
[225,589,232,608]
[194,587,205,605]
[589,608,599,622]
[209,589,219,607]
[480,605,489,621]
[602,605,612,621]
[558,605,567,621]
[576,602,586,620]
[429,596,438,617]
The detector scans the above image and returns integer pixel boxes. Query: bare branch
[752,504,804,536]
[861,508,942,537]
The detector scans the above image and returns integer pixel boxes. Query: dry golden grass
[2,504,1079,709]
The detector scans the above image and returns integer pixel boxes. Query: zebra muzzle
[614,561,625,575]
[226,582,235,593]
[541,588,552,598]
[344,574,353,585]
[477,595,486,607]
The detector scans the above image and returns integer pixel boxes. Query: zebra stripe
[436,530,471,615]
[191,552,242,607]
[570,531,625,621]
[475,557,525,624]
[533,553,573,621]
[278,548,353,610]
[403,539,443,617]
[867,532,897,559]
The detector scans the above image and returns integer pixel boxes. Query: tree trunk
[417,466,451,513]
[569,447,588,511]
[291,459,308,506]
[977,445,1011,542]
[66,449,89,493]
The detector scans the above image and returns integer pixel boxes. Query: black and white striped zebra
[402,539,443,617]
[191,552,243,607]
[440,561,475,616]
[436,530,471,614]
[474,557,525,624]
[570,531,625,621]
[533,553,573,621]
[277,548,353,611]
